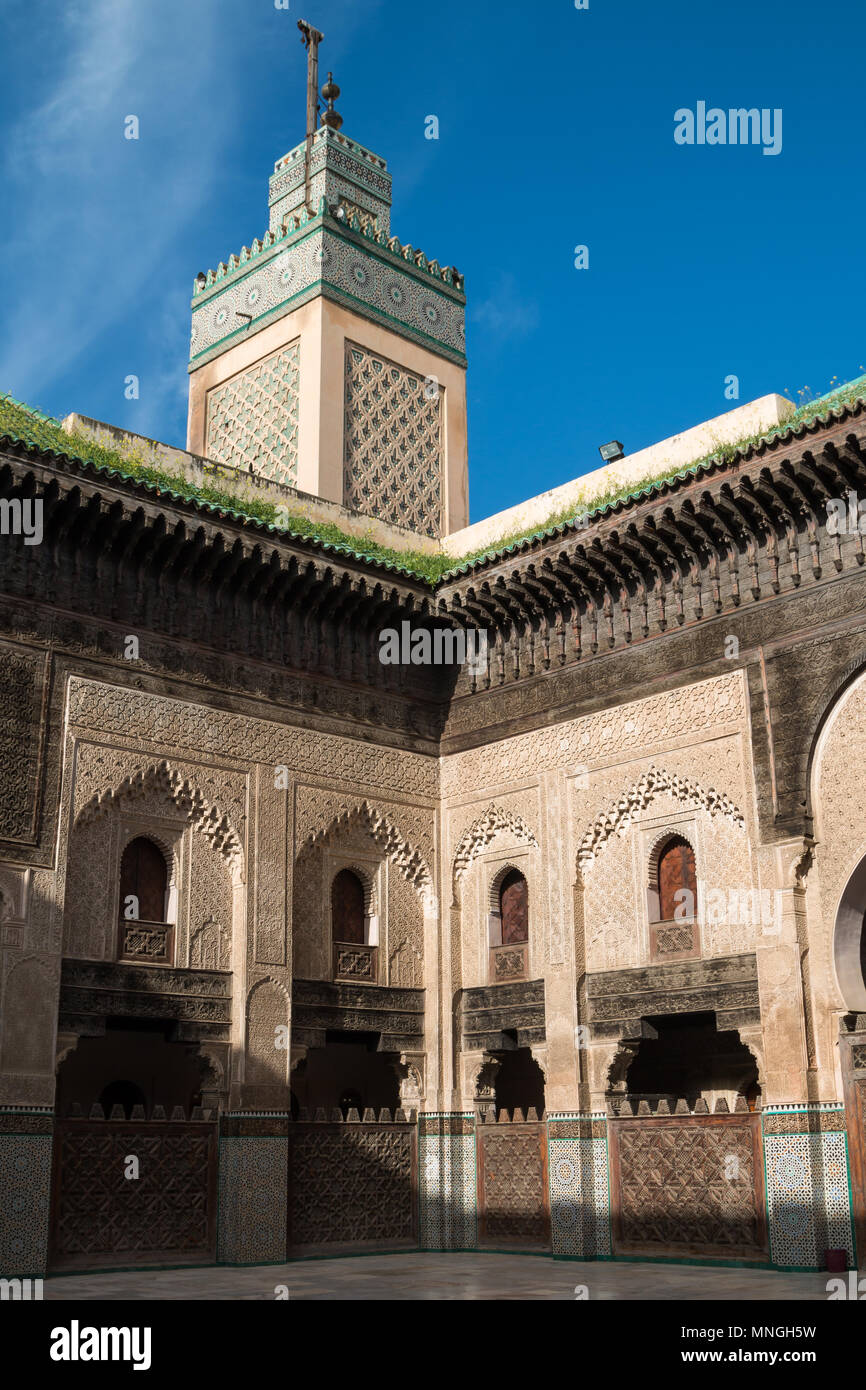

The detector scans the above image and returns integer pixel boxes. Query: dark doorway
[57,1024,204,1117]
[296,1031,400,1116]
[492,1045,545,1117]
[624,1012,759,1108]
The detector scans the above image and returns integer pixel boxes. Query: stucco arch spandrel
[576,765,745,875]
[246,973,291,1008]
[75,758,245,882]
[451,804,540,895]
[800,659,866,832]
[300,800,432,903]
[809,663,866,838]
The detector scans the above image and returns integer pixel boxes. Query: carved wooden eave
[4,398,866,765]
[0,438,453,741]
[439,401,866,703]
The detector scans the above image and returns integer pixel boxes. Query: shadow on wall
[622,1012,760,1111]
[290,1032,402,1118]
[56,1023,207,1116]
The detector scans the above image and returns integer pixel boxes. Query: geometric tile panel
[206,343,299,486]
[763,1123,855,1269]
[548,1117,611,1258]
[418,1115,476,1250]
[0,1131,53,1277]
[343,343,442,538]
[218,1136,288,1264]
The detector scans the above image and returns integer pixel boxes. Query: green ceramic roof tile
[3,370,866,590]
[0,393,439,584]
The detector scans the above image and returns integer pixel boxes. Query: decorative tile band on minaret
[269,125,392,235]
[186,21,468,537]
[188,194,466,370]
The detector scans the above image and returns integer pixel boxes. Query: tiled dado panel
[418,1114,476,1250]
[762,1106,856,1269]
[547,1116,611,1259]
[0,1110,53,1277]
[206,342,300,486]
[217,1114,289,1265]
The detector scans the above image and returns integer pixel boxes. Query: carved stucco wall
[456,832,541,993]
[444,676,760,980]
[577,774,756,972]
[53,677,437,1107]
[62,748,243,966]
[441,671,747,797]
[448,795,542,995]
[0,860,63,1104]
[0,662,835,1111]
[810,668,866,1086]
[812,669,866,948]
[441,671,808,1109]
[292,787,431,987]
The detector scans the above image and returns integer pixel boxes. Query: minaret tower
[186,21,468,538]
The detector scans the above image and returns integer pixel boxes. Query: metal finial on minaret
[297,19,324,213]
[320,73,343,130]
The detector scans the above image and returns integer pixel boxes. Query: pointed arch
[245,976,290,1089]
[488,860,529,913]
[76,758,244,881]
[301,800,432,902]
[577,765,744,874]
[452,804,539,885]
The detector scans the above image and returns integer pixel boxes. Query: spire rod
[297,19,324,214]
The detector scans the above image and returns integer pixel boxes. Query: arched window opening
[331,869,365,943]
[331,869,377,984]
[658,837,697,921]
[500,869,528,943]
[118,837,173,965]
[649,835,699,962]
[489,868,529,983]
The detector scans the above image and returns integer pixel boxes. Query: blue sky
[1,0,864,524]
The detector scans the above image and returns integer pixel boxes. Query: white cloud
[471,271,539,343]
